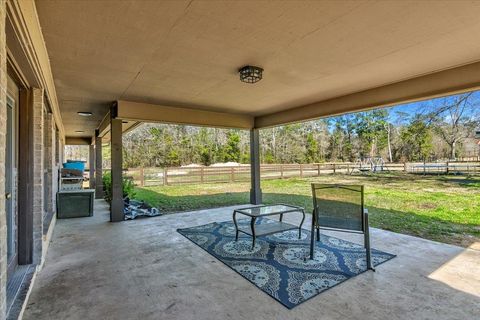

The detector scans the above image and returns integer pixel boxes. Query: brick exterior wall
[0,2,62,317]
[32,88,44,265]
[0,0,8,317]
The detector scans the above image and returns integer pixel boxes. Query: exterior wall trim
[6,0,64,139]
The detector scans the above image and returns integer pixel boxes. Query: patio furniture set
[232,183,374,269]
[178,183,388,308]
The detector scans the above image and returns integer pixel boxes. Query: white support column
[110,116,124,222]
[250,128,262,205]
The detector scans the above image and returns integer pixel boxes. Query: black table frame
[233,204,306,250]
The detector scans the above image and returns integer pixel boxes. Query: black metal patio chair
[309,184,374,271]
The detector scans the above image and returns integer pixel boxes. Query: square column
[31,88,44,264]
[89,143,95,189]
[44,113,54,216]
[110,117,124,222]
[18,88,44,265]
[250,128,262,204]
[94,132,103,199]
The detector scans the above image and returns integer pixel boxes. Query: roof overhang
[255,60,480,128]
[97,59,480,133]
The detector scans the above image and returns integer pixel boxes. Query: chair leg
[364,212,375,271]
[309,211,316,260]
[316,227,320,242]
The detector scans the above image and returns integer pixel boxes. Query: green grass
[134,173,480,248]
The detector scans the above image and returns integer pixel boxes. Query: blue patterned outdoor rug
[177,218,395,309]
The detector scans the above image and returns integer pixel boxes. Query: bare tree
[385,122,393,162]
[429,93,479,159]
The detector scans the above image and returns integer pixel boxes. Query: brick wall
[0,0,7,317]
[32,88,44,265]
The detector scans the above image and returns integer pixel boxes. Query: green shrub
[123,177,136,199]
[102,171,136,203]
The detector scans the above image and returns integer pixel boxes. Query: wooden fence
[122,161,480,187]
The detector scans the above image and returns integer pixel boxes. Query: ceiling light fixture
[75,130,84,133]
[77,111,93,116]
[239,65,263,84]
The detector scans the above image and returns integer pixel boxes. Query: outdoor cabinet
[57,189,95,219]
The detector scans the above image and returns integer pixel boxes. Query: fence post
[446,161,449,175]
[139,167,145,187]
[164,167,168,185]
[200,167,204,183]
[404,162,407,172]
[333,163,336,174]
[300,163,303,178]
[317,163,321,176]
[230,167,235,182]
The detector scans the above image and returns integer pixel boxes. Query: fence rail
[121,161,480,187]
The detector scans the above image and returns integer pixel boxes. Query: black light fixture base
[239,65,263,84]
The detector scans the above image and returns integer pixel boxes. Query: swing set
[351,156,389,174]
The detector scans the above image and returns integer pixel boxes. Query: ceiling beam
[255,61,480,128]
[97,111,111,138]
[98,120,141,143]
[122,121,141,135]
[116,100,254,129]
[65,137,92,145]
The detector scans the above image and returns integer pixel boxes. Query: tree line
[115,93,478,167]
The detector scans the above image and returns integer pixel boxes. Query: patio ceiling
[35,0,480,137]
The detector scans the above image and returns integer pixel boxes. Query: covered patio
[23,200,479,319]
[2,1,480,319]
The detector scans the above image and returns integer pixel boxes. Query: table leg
[250,217,257,250]
[233,210,239,241]
[299,209,305,239]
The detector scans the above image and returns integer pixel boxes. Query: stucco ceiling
[35,0,480,136]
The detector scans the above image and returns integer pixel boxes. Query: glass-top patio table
[233,204,306,250]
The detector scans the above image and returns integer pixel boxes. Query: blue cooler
[63,161,85,172]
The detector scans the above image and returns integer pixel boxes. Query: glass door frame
[6,91,18,278]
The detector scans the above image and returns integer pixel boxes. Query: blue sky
[381,90,480,123]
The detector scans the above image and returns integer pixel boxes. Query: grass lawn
[134,173,480,248]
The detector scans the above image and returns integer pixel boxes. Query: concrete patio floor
[23,200,479,320]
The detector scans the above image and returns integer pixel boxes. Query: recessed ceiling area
[35,0,480,137]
